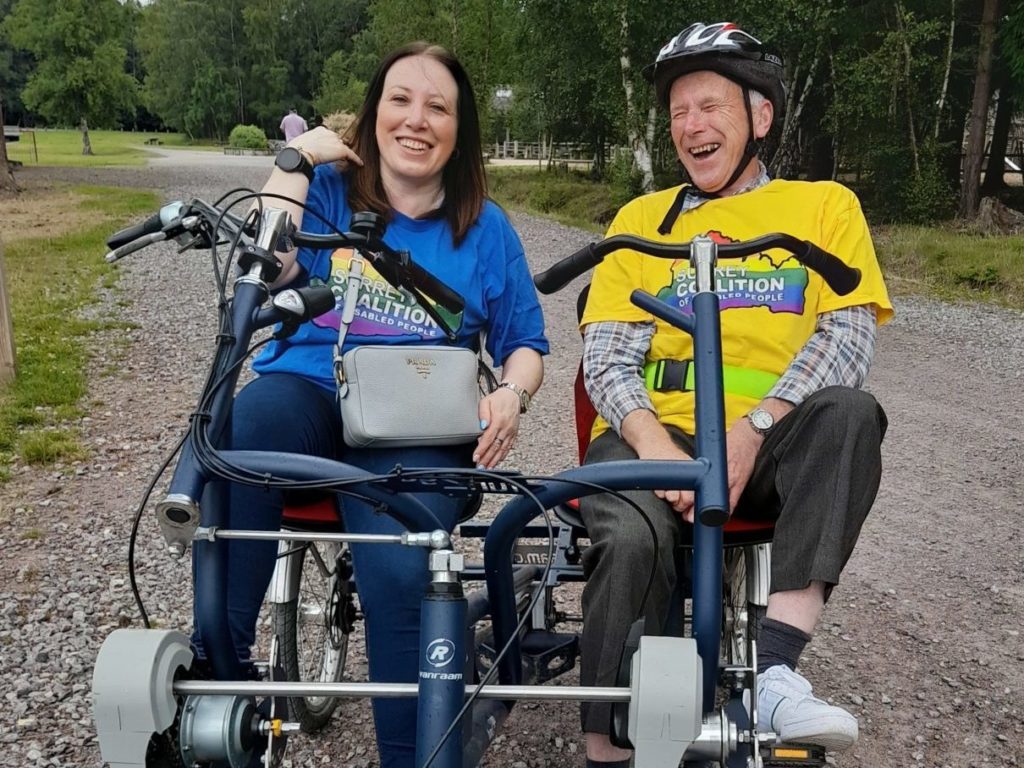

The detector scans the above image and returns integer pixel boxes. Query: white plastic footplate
[629,636,703,768]
[91,629,194,767]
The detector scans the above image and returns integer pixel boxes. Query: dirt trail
[0,163,1020,768]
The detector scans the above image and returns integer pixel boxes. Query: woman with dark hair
[200,42,548,766]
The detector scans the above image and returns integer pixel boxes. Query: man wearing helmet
[577,22,893,766]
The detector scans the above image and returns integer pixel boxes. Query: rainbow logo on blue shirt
[310,248,462,340]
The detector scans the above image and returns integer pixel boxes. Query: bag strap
[333,255,366,397]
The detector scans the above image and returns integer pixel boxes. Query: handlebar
[534,232,861,296]
[105,198,466,317]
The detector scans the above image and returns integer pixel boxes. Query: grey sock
[758,617,812,671]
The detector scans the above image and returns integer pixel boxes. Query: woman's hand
[289,126,363,169]
[473,386,522,469]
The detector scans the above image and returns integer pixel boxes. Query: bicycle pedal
[761,742,827,766]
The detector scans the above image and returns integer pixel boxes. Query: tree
[4,0,138,154]
[959,0,1001,218]
[136,0,246,141]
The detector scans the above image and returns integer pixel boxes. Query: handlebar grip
[106,211,163,250]
[799,241,861,296]
[104,232,168,263]
[533,242,602,294]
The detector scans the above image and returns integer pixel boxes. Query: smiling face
[375,54,459,191]
[668,70,773,195]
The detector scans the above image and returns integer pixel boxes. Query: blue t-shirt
[253,165,549,390]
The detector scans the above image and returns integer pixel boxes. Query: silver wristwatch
[745,407,775,437]
[498,381,531,414]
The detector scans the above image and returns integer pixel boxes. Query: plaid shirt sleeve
[768,305,878,406]
[582,320,656,435]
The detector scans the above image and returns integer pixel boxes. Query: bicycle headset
[643,22,787,232]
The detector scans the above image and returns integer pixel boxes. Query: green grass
[488,167,615,233]
[489,167,1024,311]
[0,185,159,473]
[874,226,1024,308]
[5,129,221,167]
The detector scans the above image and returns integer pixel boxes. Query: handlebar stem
[690,235,717,294]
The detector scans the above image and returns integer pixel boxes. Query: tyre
[723,547,752,667]
[271,540,354,732]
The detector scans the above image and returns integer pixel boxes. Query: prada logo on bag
[407,357,436,379]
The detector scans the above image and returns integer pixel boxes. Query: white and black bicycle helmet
[646,22,786,119]
[646,23,787,217]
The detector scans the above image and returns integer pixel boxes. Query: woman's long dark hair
[344,42,487,246]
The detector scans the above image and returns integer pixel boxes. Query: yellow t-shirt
[581,179,893,438]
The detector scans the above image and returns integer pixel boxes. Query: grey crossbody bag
[333,255,485,448]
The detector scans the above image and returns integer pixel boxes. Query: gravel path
[0,161,1021,768]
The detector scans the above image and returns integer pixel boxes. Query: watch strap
[275,146,315,182]
[498,381,530,414]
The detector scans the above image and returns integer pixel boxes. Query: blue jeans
[192,373,472,767]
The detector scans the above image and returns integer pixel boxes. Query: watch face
[276,147,302,172]
[749,409,774,431]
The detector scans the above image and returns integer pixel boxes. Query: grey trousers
[578,386,888,733]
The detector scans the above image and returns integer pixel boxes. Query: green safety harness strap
[643,359,779,401]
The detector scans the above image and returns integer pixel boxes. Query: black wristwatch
[275,146,315,182]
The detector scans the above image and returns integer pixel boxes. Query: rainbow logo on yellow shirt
[657,231,808,314]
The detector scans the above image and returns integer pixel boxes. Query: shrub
[322,111,357,139]
[606,151,645,209]
[228,125,268,150]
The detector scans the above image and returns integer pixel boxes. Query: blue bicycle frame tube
[631,287,729,712]
[416,583,468,767]
[483,460,709,687]
[184,278,271,679]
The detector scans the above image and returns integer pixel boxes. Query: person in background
[577,21,892,767]
[194,41,547,768]
[279,106,308,143]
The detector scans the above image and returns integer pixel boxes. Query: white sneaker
[757,665,858,751]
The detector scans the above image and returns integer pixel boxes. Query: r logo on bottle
[426,638,456,668]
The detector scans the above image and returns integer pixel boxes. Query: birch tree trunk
[80,116,94,156]
[959,0,1000,219]
[894,1,920,178]
[934,0,957,140]
[618,7,654,192]
[770,53,820,179]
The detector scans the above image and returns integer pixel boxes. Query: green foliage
[227,124,268,150]
[4,0,138,131]
[487,168,617,232]
[315,50,371,116]
[135,0,368,139]
[863,143,955,224]
[606,151,645,209]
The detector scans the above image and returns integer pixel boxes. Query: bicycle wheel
[723,547,751,667]
[272,540,354,732]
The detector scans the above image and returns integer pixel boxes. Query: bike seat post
[415,543,468,768]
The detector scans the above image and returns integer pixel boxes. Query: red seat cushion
[281,496,340,527]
